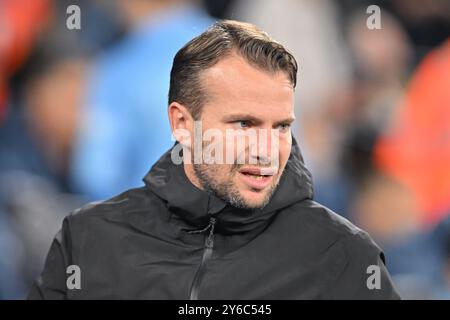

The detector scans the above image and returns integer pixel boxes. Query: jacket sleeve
[27,217,72,300]
[323,231,401,300]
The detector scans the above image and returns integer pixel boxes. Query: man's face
[189,54,295,209]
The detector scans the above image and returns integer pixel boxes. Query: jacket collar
[143,136,314,234]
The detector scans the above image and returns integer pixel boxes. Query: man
[29,21,400,299]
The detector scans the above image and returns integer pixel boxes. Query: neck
[183,162,205,191]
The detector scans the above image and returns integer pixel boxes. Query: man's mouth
[237,167,277,189]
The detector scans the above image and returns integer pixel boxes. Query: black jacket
[28,138,400,299]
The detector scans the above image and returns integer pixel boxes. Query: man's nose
[249,128,279,165]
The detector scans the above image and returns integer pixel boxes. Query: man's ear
[168,102,194,147]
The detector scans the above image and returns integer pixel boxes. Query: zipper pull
[205,217,216,249]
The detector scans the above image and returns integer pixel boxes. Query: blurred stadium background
[1,0,450,299]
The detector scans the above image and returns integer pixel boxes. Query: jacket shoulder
[288,200,400,299]
[292,200,372,242]
[68,186,153,220]
[64,186,160,234]
[288,200,386,266]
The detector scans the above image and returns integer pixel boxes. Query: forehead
[200,54,294,118]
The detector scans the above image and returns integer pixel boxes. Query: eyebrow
[222,113,296,127]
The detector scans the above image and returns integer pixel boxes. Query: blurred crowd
[1,0,450,299]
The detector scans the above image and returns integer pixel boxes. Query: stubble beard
[192,162,281,210]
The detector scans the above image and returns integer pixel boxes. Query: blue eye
[237,120,250,129]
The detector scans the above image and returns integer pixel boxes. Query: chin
[240,191,270,208]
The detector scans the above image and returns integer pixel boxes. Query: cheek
[217,164,236,179]
[279,137,292,166]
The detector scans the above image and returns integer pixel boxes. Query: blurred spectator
[375,38,450,226]
[346,9,413,128]
[335,8,414,216]
[0,37,89,298]
[0,0,129,298]
[347,37,450,298]
[384,0,450,63]
[342,7,414,206]
[0,0,51,123]
[70,0,213,201]
[340,0,450,64]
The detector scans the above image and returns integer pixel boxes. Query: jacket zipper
[188,216,216,300]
